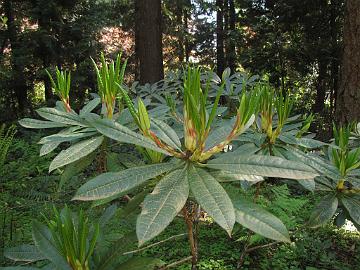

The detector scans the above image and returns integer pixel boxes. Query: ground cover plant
[1,54,360,270]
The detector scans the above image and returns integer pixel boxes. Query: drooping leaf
[32,221,71,270]
[19,118,68,129]
[206,154,318,180]
[40,142,60,156]
[4,244,45,262]
[74,162,178,201]
[341,195,360,225]
[188,166,235,235]
[49,136,104,172]
[308,194,338,228]
[233,198,290,243]
[136,168,189,246]
[297,179,316,192]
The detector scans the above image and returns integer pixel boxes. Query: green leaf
[308,194,338,228]
[32,221,71,270]
[0,267,40,270]
[136,168,189,246]
[4,244,45,262]
[97,232,137,270]
[150,118,182,151]
[39,131,97,144]
[19,118,68,129]
[36,108,84,126]
[231,143,259,156]
[49,136,103,172]
[116,257,165,270]
[295,137,327,149]
[205,119,234,150]
[74,162,178,201]
[207,154,318,180]
[80,97,101,116]
[297,179,315,192]
[233,198,290,243]
[188,166,235,235]
[283,146,340,180]
[341,195,360,225]
[40,142,60,156]
[87,114,169,155]
[120,190,148,218]
[211,170,264,183]
[59,153,96,191]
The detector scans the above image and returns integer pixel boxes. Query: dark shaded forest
[1,0,359,128]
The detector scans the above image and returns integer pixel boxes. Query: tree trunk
[37,14,54,103]
[175,0,185,63]
[227,0,236,72]
[313,58,328,114]
[216,0,225,76]
[184,0,191,62]
[4,0,29,116]
[135,0,164,84]
[335,0,360,124]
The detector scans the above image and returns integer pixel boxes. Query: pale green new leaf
[49,136,104,172]
[136,168,189,246]
[206,154,318,179]
[74,162,178,201]
[188,166,235,235]
[19,118,68,129]
[4,244,45,262]
[341,195,360,225]
[32,221,71,270]
[234,198,290,242]
[308,194,338,228]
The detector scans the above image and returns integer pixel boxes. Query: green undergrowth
[1,135,360,269]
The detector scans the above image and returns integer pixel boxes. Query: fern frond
[0,124,16,167]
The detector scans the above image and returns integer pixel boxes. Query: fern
[266,185,308,229]
[0,124,16,168]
